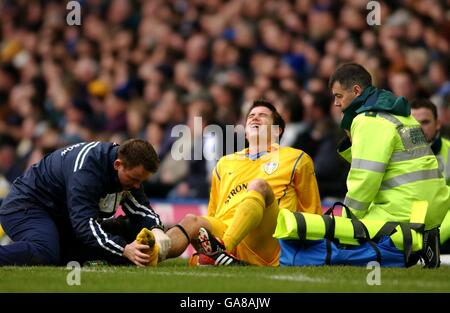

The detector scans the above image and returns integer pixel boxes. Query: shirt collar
[239,143,280,160]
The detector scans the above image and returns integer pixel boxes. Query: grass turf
[1,259,450,293]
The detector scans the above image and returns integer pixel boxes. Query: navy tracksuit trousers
[0,209,148,266]
[0,209,61,265]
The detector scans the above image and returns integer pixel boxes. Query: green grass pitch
[1,258,450,293]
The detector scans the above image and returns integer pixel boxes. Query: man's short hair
[118,139,160,173]
[328,63,372,90]
[246,99,286,139]
[410,98,438,120]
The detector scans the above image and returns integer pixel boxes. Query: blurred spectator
[429,58,450,109]
[103,91,128,135]
[276,92,308,149]
[0,0,448,201]
[439,94,450,139]
[306,92,349,199]
[388,69,420,101]
[168,91,219,199]
[209,82,241,125]
[0,134,22,183]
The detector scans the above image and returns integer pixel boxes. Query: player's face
[114,160,152,190]
[245,106,279,142]
[411,107,440,143]
[331,81,361,112]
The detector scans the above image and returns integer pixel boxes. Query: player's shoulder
[279,145,301,154]
[218,148,246,162]
[214,149,247,174]
[67,141,113,172]
[279,145,311,159]
[278,146,315,170]
[354,111,401,126]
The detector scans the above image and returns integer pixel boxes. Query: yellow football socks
[136,228,159,266]
[222,190,265,251]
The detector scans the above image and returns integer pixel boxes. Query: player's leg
[222,178,273,252]
[95,214,212,265]
[237,199,280,266]
[193,217,247,266]
[0,208,60,265]
[100,215,132,241]
[165,214,212,258]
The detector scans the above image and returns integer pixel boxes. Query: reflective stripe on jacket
[339,112,449,230]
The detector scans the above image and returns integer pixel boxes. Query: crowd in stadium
[0,0,449,203]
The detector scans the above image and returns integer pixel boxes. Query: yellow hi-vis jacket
[339,111,449,231]
[436,136,450,185]
[433,136,450,244]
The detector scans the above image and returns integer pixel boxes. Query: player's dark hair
[328,63,372,90]
[118,139,160,173]
[410,98,438,120]
[246,99,286,139]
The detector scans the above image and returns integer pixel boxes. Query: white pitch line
[440,254,450,266]
[269,274,329,283]
[151,271,240,278]
[151,271,329,283]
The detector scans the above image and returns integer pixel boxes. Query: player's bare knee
[181,213,204,227]
[179,214,208,239]
[247,178,269,193]
[247,179,274,206]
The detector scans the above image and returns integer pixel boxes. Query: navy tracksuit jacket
[0,141,163,265]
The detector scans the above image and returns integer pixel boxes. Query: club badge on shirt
[262,162,278,175]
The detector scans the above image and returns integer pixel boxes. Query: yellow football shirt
[208,144,322,226]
